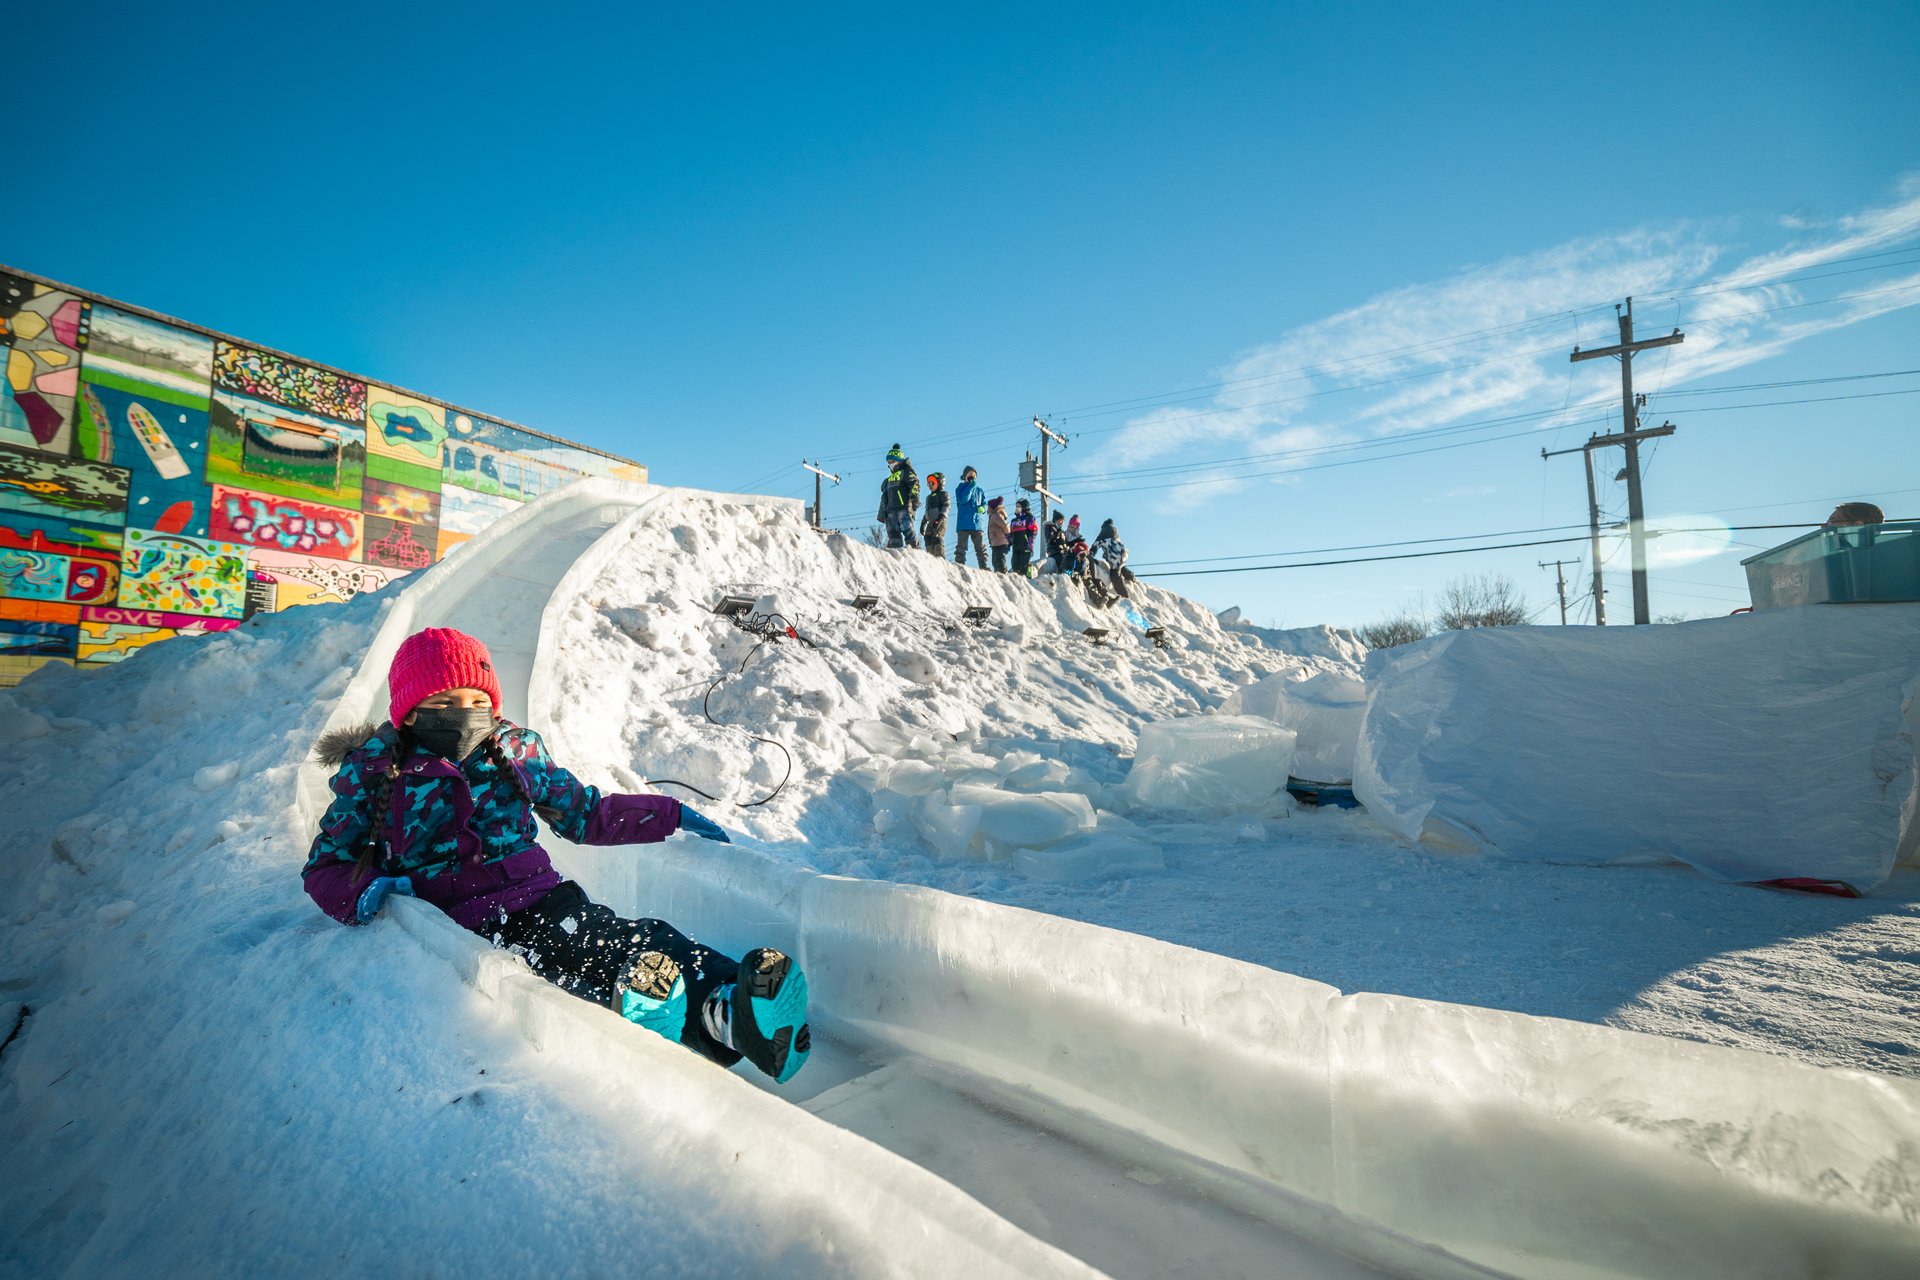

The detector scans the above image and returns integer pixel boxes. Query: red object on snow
[1756,877,1862,898]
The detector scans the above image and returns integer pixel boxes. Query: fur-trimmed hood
[312,721,389,768]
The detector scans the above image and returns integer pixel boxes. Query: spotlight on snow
[1640,516,1739,568]
[961,605,993,625]
[712,594,757,617]
[850,594,881,611]
[1083,626,1110,645]
[1144,626,1169,650]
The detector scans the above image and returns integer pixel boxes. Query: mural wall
[0,268,646,686]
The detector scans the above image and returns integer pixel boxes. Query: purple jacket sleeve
[305,861,365,926]
[583,792,683,845]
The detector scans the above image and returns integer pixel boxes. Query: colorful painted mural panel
[249,547,407,609]
[366,390,447,471]
[81,604,239,632]
[0,274,85,455]
[79,305,214,402]
[439,485,519,536]
[0,445,131,525]
[65,555,120,604]
[213,341,367,423]
[77,620,178,665]
[0,618,78,658]
[76,372,209,482]
[2,510,126,557]
[117,529,250,619]
[1,549,68,601]
[125,475,214,538]
[206,391,366,508]
[362,516,437,570]
[210,484,363,560]
[362,476,440,525]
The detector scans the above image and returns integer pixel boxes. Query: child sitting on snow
[304,627,810,1084]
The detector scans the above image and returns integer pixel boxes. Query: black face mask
[409,706,497,762]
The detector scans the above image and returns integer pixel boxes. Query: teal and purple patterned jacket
[304,719,682,928]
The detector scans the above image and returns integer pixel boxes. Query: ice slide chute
[301,480,1920,1280]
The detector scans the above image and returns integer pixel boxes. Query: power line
[1135,523,1832,579]
[1134,522,1596,569]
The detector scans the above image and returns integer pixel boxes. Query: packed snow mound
[1220,669,1367,782]
[1353,604,1920,889]
[1117,715,1298,815]
[1217,609,1368,675]
[540,491,1311,875]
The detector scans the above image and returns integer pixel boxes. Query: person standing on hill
[304,627,811,1085]
[1093,518,1130,599]
[920,471,950,560]
[877,444,920,549]
[1008,499,1039,577]
[1043,511,1069,574]
[952,466,988,568]
[986,496,1010,573]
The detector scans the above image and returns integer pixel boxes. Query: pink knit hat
[388,627,503,724]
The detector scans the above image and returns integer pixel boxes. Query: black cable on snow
[648,610,815,810]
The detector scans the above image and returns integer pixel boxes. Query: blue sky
[8,1,1918,628]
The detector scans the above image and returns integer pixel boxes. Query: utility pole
[1542,437,1609,625]
[1570,297,1683,624]
[1537,559,1571,624]
[1033,415,1066,527]
[800,460,840,530]
[1541,420,1675,625]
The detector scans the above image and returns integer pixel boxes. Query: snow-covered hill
[3,482,1916,1279]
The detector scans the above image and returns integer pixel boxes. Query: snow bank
[1220,669,1367,782]
[1217,609,1369,675]
[1354,605,1920,889]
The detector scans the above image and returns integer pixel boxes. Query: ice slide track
[300,481,1920,1280]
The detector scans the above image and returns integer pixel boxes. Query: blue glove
[677,806,731,843]
[355,875,414,924]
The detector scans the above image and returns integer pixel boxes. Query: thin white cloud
[1069,176,1920,514]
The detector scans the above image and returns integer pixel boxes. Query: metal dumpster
[1741,519,1920,608]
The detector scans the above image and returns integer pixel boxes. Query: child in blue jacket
[951,466,988,568]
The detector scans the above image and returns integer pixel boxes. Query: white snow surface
[3,482,1919,1280]
[1354,608,1920,890]
[1217,608,1371,675]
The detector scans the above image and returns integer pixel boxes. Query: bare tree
[1357,609,1431,650]
[865,524,887,548]
[1434,573,1529,630]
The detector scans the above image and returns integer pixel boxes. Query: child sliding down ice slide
[303,627,810,1083]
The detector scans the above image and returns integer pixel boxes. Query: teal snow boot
[618,950,687,1040]
[702,948,811,1084]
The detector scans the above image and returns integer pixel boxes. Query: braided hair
[350,725,411,888]
[480,723,533,807]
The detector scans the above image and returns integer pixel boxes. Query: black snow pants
[478,880,742,1065]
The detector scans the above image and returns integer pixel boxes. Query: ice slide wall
[302,481,1920,1280]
